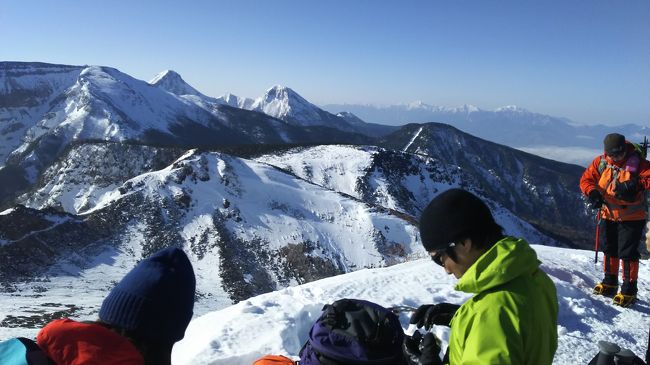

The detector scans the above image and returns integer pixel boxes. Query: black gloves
[614,177,639,202]
[403,331,443,365]
[410,303,460,329]
[588,190,604,209]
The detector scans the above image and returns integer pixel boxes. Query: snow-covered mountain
[377,123,591,249]
[170,244,649,365]
[247,85,359,132]
[322,103,650,166]
[16,137,577,249]
[256,126,590,249]
[1,61,620,358]
[0,63,83,166]
[0,146,564,340]
[0,62,371,209]
[257,144,560,246]
[17,143,185,213]
[0,147,427,335]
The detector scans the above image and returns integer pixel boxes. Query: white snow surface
[404,127,424,151]
[172,245,650,365]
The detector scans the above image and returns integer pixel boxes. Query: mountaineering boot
[594,257,620,297]
[593,283,618,297]
[612,293,636,308]
[593,272,619,297]
[614,260,639,307]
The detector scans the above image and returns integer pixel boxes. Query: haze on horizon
[2,0,649,126]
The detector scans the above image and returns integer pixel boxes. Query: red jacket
[37,319,144,365]
[580,142,650,221]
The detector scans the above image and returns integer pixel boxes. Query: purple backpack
[299,298,405,365]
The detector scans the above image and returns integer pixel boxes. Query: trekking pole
[594,212,601,264]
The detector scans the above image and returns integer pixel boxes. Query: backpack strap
[597,156,608,174]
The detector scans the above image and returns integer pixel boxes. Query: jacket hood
[37,319,145,365]
[455,237,540,294]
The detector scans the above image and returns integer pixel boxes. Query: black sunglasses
[430,242,456,266]
[607,150,625,158]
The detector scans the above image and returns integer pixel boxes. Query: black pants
[602,219,643,294]
[603,219,644,260]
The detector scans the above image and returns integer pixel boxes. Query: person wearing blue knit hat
[98,246,196,362]
[0,247,196,365]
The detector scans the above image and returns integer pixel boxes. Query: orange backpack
[253,354,296,365]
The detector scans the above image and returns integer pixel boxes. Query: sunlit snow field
[171,244,649,365]
[1,243,648,364]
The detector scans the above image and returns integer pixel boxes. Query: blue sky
[2,0,649,125]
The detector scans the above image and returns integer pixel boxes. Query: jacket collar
[455,237,540,294]
[37,319,145,365]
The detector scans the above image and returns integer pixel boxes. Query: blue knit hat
[99,247,196,343]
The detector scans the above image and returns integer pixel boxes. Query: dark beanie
[603,133,626,155]
[99,247,195,344]
[419,189,497,251]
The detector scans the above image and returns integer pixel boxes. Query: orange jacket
[253,355,296,364]
[36,319,145,365]
[580,142,650,221]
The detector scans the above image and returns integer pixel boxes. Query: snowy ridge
[172,245,650,365]
[18,143,184,213]
[377,123,592,249]
[91,149,422,266]
[10,64,224,155]
[0,63,83,167]
[0,147,425,340]
[256,145,559,247]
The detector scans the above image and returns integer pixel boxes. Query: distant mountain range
[0,61,597,332]
[322,103,650,166]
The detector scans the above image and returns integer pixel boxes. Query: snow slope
[0,148,425,340]
[257,145,560,248]
[172,245,650,365]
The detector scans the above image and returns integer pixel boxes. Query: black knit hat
[419,189,497,251]
[99,247,196,344]
[603,133,626,155]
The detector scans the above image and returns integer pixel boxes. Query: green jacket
[447,237,558,365]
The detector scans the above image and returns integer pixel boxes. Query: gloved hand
[588,190,604,209]
[410,303,460,329]
[614,178,639,202]
[403,331,443,365]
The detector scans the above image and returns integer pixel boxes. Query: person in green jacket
[403,188,559,365]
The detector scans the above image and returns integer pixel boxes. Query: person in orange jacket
[580,133,650,307]
[0,247,196,365]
